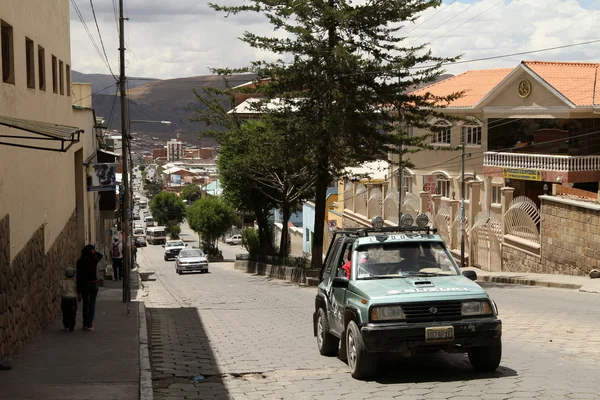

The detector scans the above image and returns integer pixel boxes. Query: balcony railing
[484,152,600,172]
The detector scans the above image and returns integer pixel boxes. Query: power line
[106,87,119,129]
[71,0,117,81]
[89,0,117,80]
[402,0,457,37]
[426,0,504,45]
[408,0,484,46]
[72,83,117,103]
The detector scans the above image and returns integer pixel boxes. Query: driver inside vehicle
[397,245,429,272]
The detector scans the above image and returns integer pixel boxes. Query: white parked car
[163,240,187,261]
[225,234,242,245]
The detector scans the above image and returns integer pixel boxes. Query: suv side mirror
[462,270,477,281]
[332,277,350,289]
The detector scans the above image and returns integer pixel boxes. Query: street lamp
[130,120,172,125]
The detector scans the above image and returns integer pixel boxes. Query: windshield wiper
[404,271,441,277]
[359,275,400,280]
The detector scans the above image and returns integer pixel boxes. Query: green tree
[139,165,146,172]
[210,0,460,268]
[145,176,164,199]
[168,224,181,239]
[181,184,202,203]
[187,197,235,255]
[149,191,186,228]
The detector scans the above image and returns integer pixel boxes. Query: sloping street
[139,225,600,400]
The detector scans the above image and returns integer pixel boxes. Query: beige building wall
[0,0,82,258]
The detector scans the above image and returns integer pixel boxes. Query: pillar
[483,176,493,212]
[431,194,442,217]
[468,181,482,267]
[419,191,429,215]
[500,186,515,235]
[449,200,460,249]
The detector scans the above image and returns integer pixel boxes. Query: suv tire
[346,320,376,380]
[468,341,502,372]
[316,308,338,356]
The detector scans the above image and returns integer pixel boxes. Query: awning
[0,115,83,152]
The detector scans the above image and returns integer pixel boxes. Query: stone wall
[0,211,77,360]
[502,196,600,276]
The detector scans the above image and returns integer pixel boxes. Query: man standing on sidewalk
[111,236,124,281]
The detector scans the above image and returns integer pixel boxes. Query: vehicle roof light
[416,213,430,227]
[371,216,384,230]
[400,213,413,227]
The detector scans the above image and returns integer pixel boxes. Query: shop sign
[502,168,542,181]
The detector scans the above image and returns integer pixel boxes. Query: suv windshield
[166,241,184,247]
[354,241,459,279]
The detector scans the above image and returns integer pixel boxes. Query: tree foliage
[186,197,236,255]
[145,176,164,199]
[181,184,202,203]
[209,0,460,268]
[149,191,186,227]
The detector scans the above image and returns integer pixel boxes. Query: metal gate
[469,211,502,272]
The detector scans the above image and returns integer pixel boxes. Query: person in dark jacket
[76,244,103,331]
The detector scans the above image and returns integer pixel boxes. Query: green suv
[313,215,501,380]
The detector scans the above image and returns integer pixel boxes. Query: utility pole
[460,129,466,269]
[119,0,131,304]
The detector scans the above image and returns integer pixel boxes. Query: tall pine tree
[211,0,461,268]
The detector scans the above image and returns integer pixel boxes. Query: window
[1,21,14,84]
[492,186,502,204]
[51,55,57,93]
[25,38,35,89]
[402,176,412,193]
[462,125,482,146]
[59,60,64,95]
[431,119,452,145]
[437,180,451,198]
[66,64,71,96]
[462,176,479,200]
[38,46,45,90]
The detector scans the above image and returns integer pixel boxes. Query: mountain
[71,70,159,95]
[74,71,454,149]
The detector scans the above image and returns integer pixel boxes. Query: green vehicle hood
[350,275,487,303]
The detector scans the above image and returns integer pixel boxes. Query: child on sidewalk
[60,267,78,332]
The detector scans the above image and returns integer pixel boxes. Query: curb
[138,302,154,400]
[478,275,583,290]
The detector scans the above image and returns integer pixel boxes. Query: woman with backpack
[111,236,124,281]
[76,244,103,331]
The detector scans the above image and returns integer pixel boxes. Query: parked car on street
[175,248,209,274]
[145,216,154,227]
[135,236,147,247]
[313,215,501,380]
[225,234,242,245]
[163,240,187,261]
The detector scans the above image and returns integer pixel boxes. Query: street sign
[503,168,542,181]
[424,175,437,194]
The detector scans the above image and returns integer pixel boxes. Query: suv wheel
[316,308,338,356]
[468,341,502,372]
[346,320,376,380]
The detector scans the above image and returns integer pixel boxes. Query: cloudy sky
[70,0,600,80]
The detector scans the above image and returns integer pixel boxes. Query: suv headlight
[371,305,405,321]
[461,301,493,316]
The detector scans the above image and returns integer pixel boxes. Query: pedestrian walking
[59,267,78,332]
[131,241,137,268]
[111,236,124,281]
[76,244,103,331]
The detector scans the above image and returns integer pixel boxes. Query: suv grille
[402,301,462,323]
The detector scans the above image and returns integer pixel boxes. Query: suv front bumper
[361,318,501,353]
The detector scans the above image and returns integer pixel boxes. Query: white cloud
[70,0,600,79]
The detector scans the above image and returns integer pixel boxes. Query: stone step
[306,277,320,287]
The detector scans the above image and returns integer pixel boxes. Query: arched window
[429,170,452,198]
[461,118,482,146]
[430,118,452,145]
[461,173,481,200]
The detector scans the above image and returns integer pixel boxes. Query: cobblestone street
[139,227,600,400]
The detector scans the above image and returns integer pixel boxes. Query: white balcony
[484,152,600,172]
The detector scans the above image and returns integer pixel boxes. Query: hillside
[75,71,453,147]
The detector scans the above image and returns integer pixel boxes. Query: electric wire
[89,0,117,80]
[402,0,457,36]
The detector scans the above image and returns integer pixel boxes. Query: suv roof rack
[356,226,437,237]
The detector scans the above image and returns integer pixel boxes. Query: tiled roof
[522,61,600,106]
[410,69,513,108]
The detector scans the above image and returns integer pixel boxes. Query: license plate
[425,326,454,342]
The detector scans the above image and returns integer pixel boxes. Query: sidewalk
[0,274,142,400]
[464,266,600,294]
